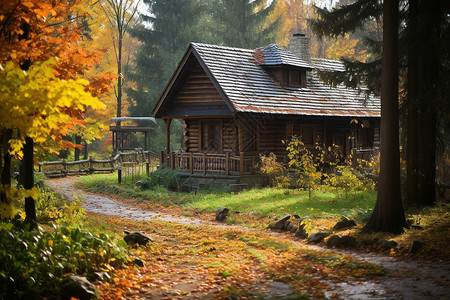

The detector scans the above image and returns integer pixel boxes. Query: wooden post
[164,118,172,154]
[169,152,174,169]
[159,150,165,165]
[239,152,244,175]
[351,148,357,166]
[89,157,94,174]
[189,153,193,174]
[62,159,67,176]
[203,153,207,175]
[225,152,230,176]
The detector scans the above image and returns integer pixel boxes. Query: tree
[214,0,280,49]
[101,0,140,125]
[363,0,407,233]
[0,0,113,225]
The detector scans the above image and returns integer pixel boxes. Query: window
[288,70,301,87]
[201,121,221,150]
[300,125,314,145]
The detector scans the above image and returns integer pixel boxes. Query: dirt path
[46,176,450,299]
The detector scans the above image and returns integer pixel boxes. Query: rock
[340,236,357,248]
[86,271,111,282]
[134,258,144,267]
[215,207,229,222]
[326,235,342,247]
[124,232,153,246]
[411,225,424,230]
[333,218,357,230]
[360,237,380,247]
[274,215,291,230]
[408,240,424,254]
[378,240,398,251]
[285,221,294,231]
[249,211,260,217]
[289,225,298,233]
[61,275,97,300]
[307,232,330,244]
[295,224,308,239]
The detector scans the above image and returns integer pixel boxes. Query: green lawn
[78,173,377,221]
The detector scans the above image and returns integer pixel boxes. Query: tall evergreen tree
[312,0,449,212]
[126,0,212,151]
[214,0,280,49]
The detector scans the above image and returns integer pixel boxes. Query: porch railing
[164,152,258,176]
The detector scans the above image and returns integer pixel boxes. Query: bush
[141,165,181,191]
[0,222,128,299]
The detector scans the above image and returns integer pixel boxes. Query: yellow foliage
[0,58,105,156]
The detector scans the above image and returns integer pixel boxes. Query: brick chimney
[288,33,311,63]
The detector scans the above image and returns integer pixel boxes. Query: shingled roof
[154,42,381,118]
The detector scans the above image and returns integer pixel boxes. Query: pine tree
[214,0,280,49]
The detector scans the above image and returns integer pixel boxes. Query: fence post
[62,159,67,176]
[203,153,207,175]
[189,153,193,174]
[225,152,230,176]
[89,157,94,173]
[239,152,244,176]
[118,167,122,184]
[146,161,150,176]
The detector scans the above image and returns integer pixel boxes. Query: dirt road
[46,176,450,299]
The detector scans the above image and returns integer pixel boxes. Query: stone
[333,218,357,230]
[61,275,97,300]
[295,224,308,239]
[124,232,153,246]
[326,235,342,247]
[285,221,294,231]
[273,215,291,230]
[215,207,229,222]
[340,236,357,248]
[360,237,380,247]
[378,240,398,251]
[307,232,330,244]
[134,258,144,267]
[408,240,424,254]
[86,271,111,282]
[289,225,298,233]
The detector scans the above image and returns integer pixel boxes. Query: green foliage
[214,0,280,48]
[141,165,181,191]
[259,153,288,188]
[11,186,86,226]
[285,136,322,198]
[0,222,127,299]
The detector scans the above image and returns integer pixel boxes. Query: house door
[333,133,346,155]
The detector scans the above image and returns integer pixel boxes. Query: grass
[78,173,377,222]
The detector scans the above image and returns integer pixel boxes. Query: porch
[161,152,259,176]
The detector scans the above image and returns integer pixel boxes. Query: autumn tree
[0,0,113,224]
[101,0,139,126]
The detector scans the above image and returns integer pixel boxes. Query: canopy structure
[109,117,157,152]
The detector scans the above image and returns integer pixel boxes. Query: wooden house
[152,34,380,178]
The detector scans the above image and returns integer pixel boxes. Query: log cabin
[152,34,380,183]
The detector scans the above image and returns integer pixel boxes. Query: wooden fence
[165,152,259,176]
[39,150,159,178]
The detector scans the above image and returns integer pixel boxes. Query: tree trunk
[417,0,440,207]
[117,31,122,126]
[74,135,82,161]
[363,0,406,234]
[23,137,37,229]
[83,141,88,159]
[406,0,419,207]
[0,130,13,204]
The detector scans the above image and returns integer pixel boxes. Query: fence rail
[39,150,159,178]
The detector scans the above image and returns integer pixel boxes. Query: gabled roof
[254,44,313,69]
[153,42,380,118]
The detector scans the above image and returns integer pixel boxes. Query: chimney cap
[293,33,306,37]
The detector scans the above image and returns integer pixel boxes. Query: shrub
[259,153,289,188]
[0,222,128,299]
[143,165,181,191]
